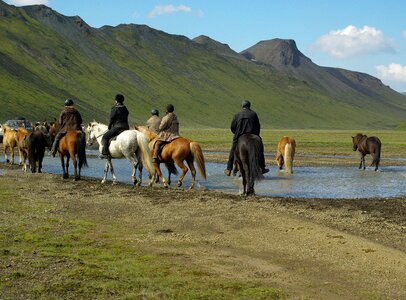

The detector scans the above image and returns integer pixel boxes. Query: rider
[146,109,161,133]
[99,94,129,159]
[224,99,269,176]
[152,104,179,163]
[51,98,83,157]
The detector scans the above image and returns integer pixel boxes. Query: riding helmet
[115,94,125,103]
[241,100,251,108]
[151,109,159,116]
[65,98,74,106]
[166,104,174,113]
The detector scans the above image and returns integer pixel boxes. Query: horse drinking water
[276,136,296,174]
[86,122,155,186]
[352,133,381,171]
[234,133,264,196]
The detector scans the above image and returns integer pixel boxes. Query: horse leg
[101,161,109,184]
[239,163,247,196]
[362,154,366,170]
[154,163,169,188]
[109,159,117,184]
[358,154,363,169]
[186,157,197,189]
[174,160,189,188]
[61,156,68,179]
[130,156,141,187]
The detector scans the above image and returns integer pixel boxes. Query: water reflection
[5,154,406,199]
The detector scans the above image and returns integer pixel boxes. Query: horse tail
[137,132,155,177]
[284,143,293,174]
[190,142,206,180]
[76,132,88,168]
[249,138,264,181]
[27,133,36,168]
[371,139,381,169]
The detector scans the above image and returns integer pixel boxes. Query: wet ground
[30,153,406,199]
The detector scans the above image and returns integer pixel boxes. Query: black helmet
[115,94,124,103]
[151,109,159,116]
[65,98,74,106]
[166,104,174,113]
[241,99,251,108]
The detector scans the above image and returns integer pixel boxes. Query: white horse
[86,122,155,186]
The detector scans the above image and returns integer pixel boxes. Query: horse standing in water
[26,124,51,173]
[276,136,296,174]
[234,133,264,196]
[136,126,206,189]
[57,131,88,180]
[352,133,381,171]
[2,127,23,165]
[86,122,155,186]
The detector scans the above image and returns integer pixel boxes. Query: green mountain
[0,1,405,129]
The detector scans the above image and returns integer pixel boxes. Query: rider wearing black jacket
[224,100,269,175]
[99,94,129,159]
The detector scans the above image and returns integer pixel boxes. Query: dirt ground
[1,159,406,299]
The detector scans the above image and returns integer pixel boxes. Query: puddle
[3,153,406,199]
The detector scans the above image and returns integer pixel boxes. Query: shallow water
[17,153,406,199]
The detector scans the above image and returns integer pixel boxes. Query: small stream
[12,151,405,199]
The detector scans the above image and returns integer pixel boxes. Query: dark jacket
[230,107,260,141]
[57,106,83,133]
[108,103,129,130]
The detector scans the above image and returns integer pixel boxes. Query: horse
[352,133,381,171]
[2,126,21,165]
[276,136,296,174]
[136,126,206,189]
[86,122,155,186]
[57,131,88,180]
[26,124,51,173]
[234,134,264,196]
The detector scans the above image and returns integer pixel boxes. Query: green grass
[181,128,406,156]
[0,3,405,129]
[0,180,284,299]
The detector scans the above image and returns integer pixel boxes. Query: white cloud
[312,25,395,58]
[148,4,192,18]
[6,0,48,5]
[376,63,406,82]
[402,31,406,39]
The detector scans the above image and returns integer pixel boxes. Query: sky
[5,0,406,93]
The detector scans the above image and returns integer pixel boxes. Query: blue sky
[5,0,406,93]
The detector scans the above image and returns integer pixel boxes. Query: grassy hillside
[0,1,405,129]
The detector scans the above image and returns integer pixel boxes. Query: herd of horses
[1,120,382,196]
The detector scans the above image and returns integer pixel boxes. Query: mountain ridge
[0,0,405,129]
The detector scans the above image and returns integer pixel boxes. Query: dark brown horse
[26,124,51,173]
[136,126,206,189]
[57,131,88,180]
[234,134,264,196]
[352,133,381,171]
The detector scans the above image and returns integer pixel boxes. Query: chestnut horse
[136,126,206,189]
[2,127,21,165]
[276,136,296,174]
[352,133,381,171]
[57,131,88,180]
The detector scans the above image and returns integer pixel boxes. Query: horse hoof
[177,181,182,187]
[112,181,118,185]
[101,180,106,184]
[63,175,69,179]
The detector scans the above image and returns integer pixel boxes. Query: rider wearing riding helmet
[99,94,129,159]
[146,109,161,133]
[224,99,269,176]
[152,104,179,163]
[51,98,83,157]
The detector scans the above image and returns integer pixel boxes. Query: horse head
[352,133,365,151]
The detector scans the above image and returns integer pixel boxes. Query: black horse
[352,133,381,171]
[27,125,51,173]
[234,134,264,196]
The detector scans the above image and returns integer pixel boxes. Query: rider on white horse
[99,94,129,159]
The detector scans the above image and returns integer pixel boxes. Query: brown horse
[2,127,20,165]
[26,124,51,173]
[352,133,381,171]
[57,131,88,180]
[276,136,296,174]
[136,126,206,189]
